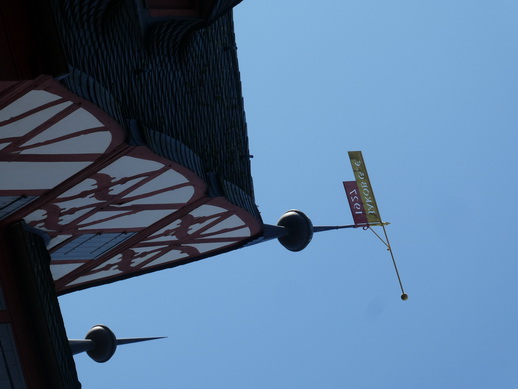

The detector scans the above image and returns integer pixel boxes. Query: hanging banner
[348,151,382,224]
[343,181,369,226]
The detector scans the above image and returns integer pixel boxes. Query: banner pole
[347,151,408,300]
[380,223,407,300]
[313,225,358,232]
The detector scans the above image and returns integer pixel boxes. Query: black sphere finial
[85,325,117,363]
[276,210,314,252]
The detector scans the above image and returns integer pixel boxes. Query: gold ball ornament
[401,293,408,301]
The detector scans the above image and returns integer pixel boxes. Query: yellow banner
[348,151,382,224]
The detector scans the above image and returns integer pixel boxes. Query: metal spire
[69,325,165,363]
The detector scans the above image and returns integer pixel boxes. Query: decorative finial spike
[116,337,166,346]
[69,325,165,363]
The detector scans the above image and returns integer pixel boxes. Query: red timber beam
[1,77,263,295]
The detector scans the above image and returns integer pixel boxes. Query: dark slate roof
[50,0,260,221]
[5,222,81,388]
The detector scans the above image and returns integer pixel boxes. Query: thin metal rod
[313,224,358,232]
[368,226,389,248]
[69,339,95,355]
[116,337,166,346]
[380,223,405,295]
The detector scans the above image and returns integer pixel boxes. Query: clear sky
[59,1,518,388]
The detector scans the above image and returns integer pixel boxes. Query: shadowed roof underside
[50,0,259,220]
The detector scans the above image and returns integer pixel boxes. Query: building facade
[0,0,263,386]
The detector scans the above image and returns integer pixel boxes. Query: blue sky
[59,1,518,388]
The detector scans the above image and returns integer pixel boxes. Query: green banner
[348,151,382,224]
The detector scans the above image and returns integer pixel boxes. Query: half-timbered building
[0,0,264,387]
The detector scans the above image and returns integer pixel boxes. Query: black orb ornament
[276,210,314,252]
